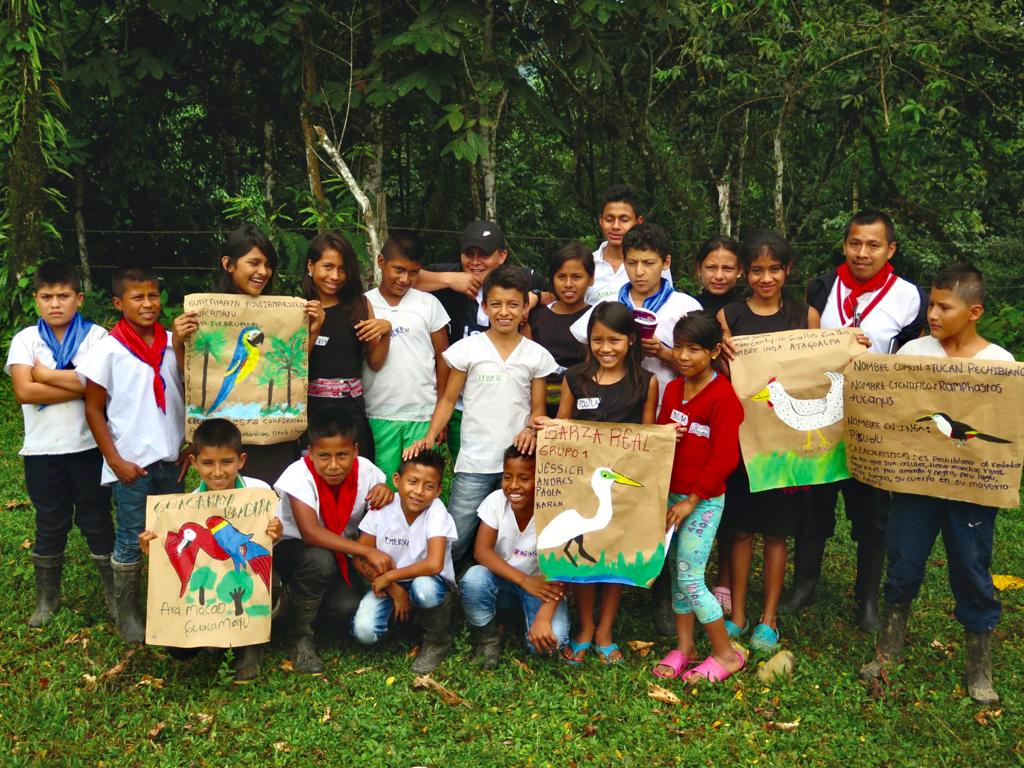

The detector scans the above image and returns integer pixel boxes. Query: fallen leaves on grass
[273,741,291,752]
[279,659,294,672]
[20,539,31,549]
[63,630,90,649]
[83,649,135,690]
[183,713,214,736]
[320,707,332,724]
[146,722,165,741]
[627,640,655,657]
[767,718,801,732]
[992,574,1024,591]
[412,675,469,707]
[352,666,374,675]
[974,709,1002,727]
[135,675,164,690]
[7,500,31,510]
[512,658,533,675]
[407,645,420,659]
[647,683,681,706]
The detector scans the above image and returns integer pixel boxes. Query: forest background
[2,0,1023,354]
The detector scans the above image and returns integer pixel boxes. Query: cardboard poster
[729,328,868,491]
[145,488,278,648]
[534,420,676,587]
[183,293,308,445]
[845,354,1024,508]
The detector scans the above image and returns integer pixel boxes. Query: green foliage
[539,544,667,587]
[746,442,851,491]
[187,565,217,606]
[215,569,254,616]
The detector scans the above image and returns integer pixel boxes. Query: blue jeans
[884,492,1001,634]
[668,493,725,623]
[460,564,570,652]
[447,471,502,561]
[111,460,183,565]
[351,576,448,645]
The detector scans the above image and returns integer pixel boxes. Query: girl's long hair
[303,232,368,323]
[215,223,278,294]
[568,302,647,405]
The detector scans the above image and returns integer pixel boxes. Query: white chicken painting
[752,371,845,451]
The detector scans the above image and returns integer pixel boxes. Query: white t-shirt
[570,291,702,406]
[820,275,921,353]
[358,496,458,586]
[586,241,674,305]
[192,475,274,493]
[898,335,1015,362]
[76,334,185,484]
[5,322,107,456]
[274,457,386,541]
[443,334,558,474]
[363,288,450,421]
[476,489,540,576]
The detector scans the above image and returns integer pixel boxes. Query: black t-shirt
[528,303,588,382]
[309,303,363,380]
[723,298,808,335]
[566,367,653,424]
[698,288,743,316]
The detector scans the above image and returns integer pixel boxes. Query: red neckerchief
[304,455,358,585]
[108,318,168,412]
[835,262,896,326]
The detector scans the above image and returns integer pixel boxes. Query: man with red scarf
[784,210,926,631]
[273,406,393,673]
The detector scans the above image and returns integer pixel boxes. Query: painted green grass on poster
[539,543,665,587]
[747,439,849,491]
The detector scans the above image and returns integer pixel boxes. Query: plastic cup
[632,308,658,339]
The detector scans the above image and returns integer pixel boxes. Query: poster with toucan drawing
[145,488,277,648]
[183,294,308,445]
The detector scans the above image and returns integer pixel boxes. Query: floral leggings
[667,492,725,623]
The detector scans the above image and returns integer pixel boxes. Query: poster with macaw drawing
[729,328,868,492]
[534,420,675,587]
[145,488,277,648]
[183,294,308,444]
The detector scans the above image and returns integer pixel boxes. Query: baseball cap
[460,220,506,252]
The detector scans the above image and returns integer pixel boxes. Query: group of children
[6,189,1013,704]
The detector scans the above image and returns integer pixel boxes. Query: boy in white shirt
[364,230,450,485]
[273,406,393,674]
[78,266,187,642]
[404,264,558,561]
[860,263,1013,706]
[460,447,569,667]
[352,449,457,673]
[5,260,113,628]
[571,222,701,406]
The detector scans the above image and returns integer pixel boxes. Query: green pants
[368,418,431,489]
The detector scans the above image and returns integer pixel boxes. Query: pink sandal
[652,650,694,679]
[711,586,732,615]
[680,646,747,683]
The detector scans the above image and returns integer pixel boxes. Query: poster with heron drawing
[144,488,278,648]
[534,420,676,587]
[183,294,308,445]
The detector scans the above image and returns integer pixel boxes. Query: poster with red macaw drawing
[145,488,277,648]
[729,328,868,492]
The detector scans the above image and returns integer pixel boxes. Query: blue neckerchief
[37,312,93,370]
[618,277,675,314]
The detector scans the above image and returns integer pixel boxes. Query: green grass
[746,441,850,491]
[540,545,667,587]
[0,377,1022,766]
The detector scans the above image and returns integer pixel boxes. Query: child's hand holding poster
[729,328,868,491]
[534,420,675,587]
[183,293,308,445]
[145,488,278,648]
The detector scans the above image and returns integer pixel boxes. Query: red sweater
[657,373,744,499]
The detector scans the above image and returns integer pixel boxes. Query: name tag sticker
[314,335,329,347]
[670,409,688,426]
[688,422,711,438]
[576,397,600,410]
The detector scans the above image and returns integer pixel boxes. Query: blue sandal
[750,623,780,652]
[595,643,624,665]
[725,619,749,639]
[561,640,591,665]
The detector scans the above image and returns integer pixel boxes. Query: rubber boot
[854,540,885,632]
[111,559,146,643]
[411,591,454,674]
[28,553,64,628]
[470,619,502,668]
[233,643,264,683]
[859,602,911,681]
[90,553,118,621]
[965,632,999,706]
[780,534,826,616]
[651,566,676,637]
[286,591,324,674]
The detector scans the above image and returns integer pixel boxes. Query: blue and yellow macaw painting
[206,325,264,414]
[206,515,273,588]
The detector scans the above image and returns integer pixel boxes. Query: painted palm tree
[191,328,228,411]
[266,328,309,410]
[254,364,286,409]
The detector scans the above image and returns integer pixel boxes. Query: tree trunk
[773,99,788,235]
[731,108,750,236]
[73,169,92,293]
[315,127,383,265]
[266,379,274,408]
[263,118,276,212]
[300,19,327,231]
[201,352,210,410]
[480,122,498,221]
[851,151,860,213]
[714,160,732,237]
[469,162,483,219]
[198,586,206,606]
[286,370,293,410]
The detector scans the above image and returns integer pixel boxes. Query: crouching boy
[460,447,569,667]
[274,406,393,674]
[351,449,457,674]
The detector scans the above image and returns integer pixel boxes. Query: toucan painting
[915,413,1012,448]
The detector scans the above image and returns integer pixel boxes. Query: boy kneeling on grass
[139,418,282,682]
[351,449,458,674]
[460,446,569,667]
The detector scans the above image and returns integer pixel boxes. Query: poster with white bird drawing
[534,420,676,587]
[183,294,308,445]
[844,354,1024,508]
[729,328,868,492]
